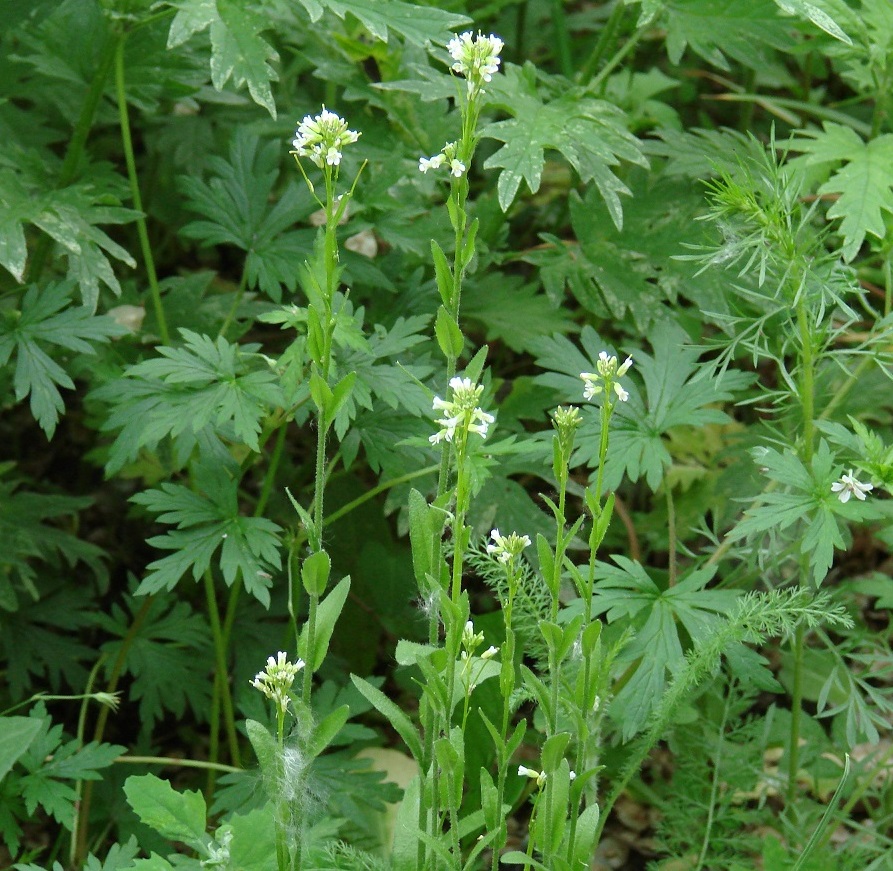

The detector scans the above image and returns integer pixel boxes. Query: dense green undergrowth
[2,1,893,869]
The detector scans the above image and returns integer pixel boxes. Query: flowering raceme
[292,107,359,169]
[486,528,532,564]
[447,31,504,96]
[581,351,633,404]
[430,376,494,445]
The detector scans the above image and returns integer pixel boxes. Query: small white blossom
[481,645,499,659]
[292,107,359,170]
[581,351,632,405]
[486,528,532,564]
[449,158,466,177]
[447,31,504,96]
[250,651,305,713]
[518,765,547,787]
[419,154,445,173]
[430,377,494,445]
[831,470,874,503]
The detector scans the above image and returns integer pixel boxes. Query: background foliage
[1,0,892,869]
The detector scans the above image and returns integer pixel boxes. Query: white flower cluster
[447,31,504,96]
[430,376,494,445]
[419,140,466,178]
[292,107,359,169]
[250,651,305,713]
[486,528,532,565]
[581,351,633,404]
[831,470,873,503]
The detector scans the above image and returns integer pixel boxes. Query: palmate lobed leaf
[0,281,126,438]
[17,703,124,826]
[592,558,738,739]
[790,122,893,261]
[130,462,282,606]
[482,64,646,221]
[295,0,470,45]
[533,322,751,491]
[95,328,285,471]
[634,0,797,69]
[179,129,315,300]
[94,591,212,729]
[167,0,279,117]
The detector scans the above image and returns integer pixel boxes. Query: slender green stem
[218,268,250,338]
[787,295,816,806]
[588,27,644,93]
[549,0,574,77]
[26,32,118,285]
[114,756,241,772]
[69,658,106,867]
[115,34,169,343]
[578,0,625,85]
[204,570,241,769]
[666,485,677,587]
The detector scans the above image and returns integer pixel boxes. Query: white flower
[581,351,632,405]
[831,471,873,503]
[447,31,504,96]
[430,377,494,445]
[486,528,532,564]
[481,645,499,659]
[250,651,305,713]
[449,158,466,177]
[292,106,359,170]
[419,154,445,173]
[517,765,547,787]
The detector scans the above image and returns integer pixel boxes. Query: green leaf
[0,717,42,780]
[434,304,464,359]
[95,328,284,473]
[17,704,125,828]
[179,129,314,300]
[483,64,646,221]
[123,773,207,851]
[130,462,281,606]
[168,0,279,117]
[301,549,331,597]
[350,675,422,762]
[295,0,470,46]
[245,719,279,797]
[299,576,351,671]
[0,282,125,437]
[93,589,213,730]
[592,558,738,738]
[0,167,138,307]
[774,0,852,43]
[305,704,350,759]
[534,322,750,490]
[644,0,797,70]
[790,122,893,260]
[462,272,577,354]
